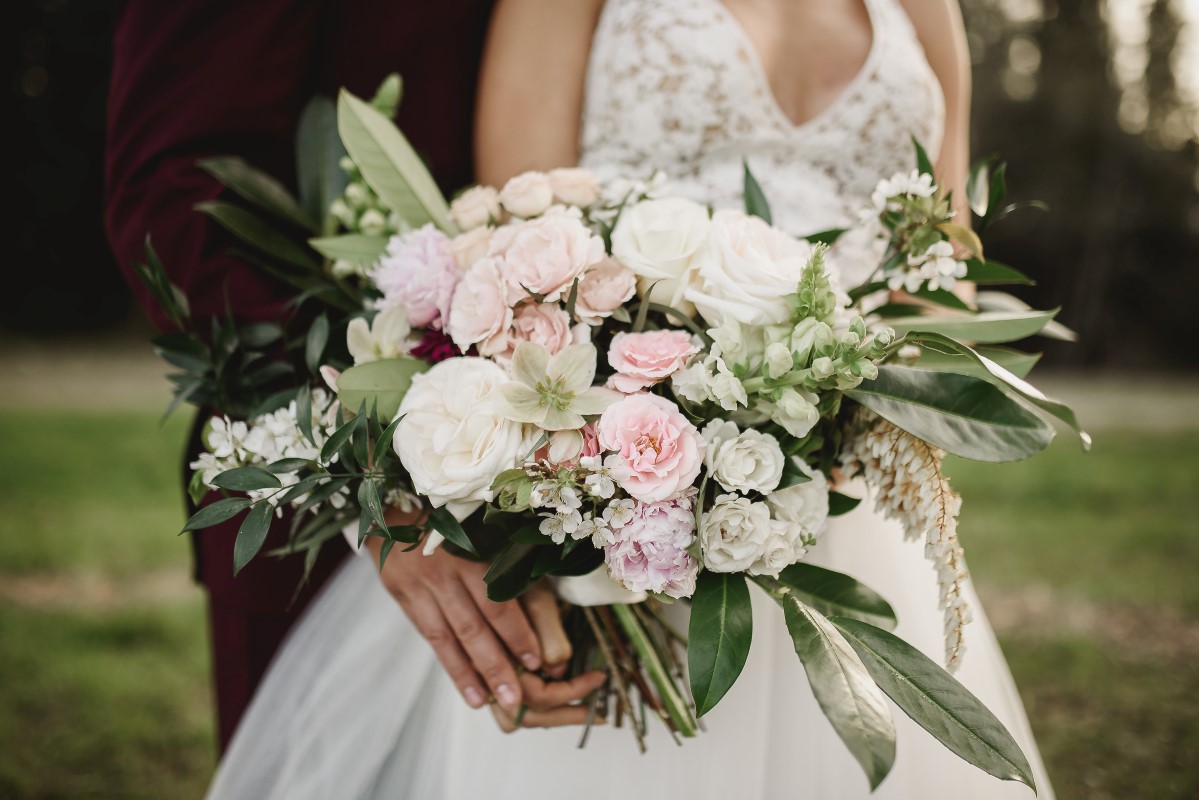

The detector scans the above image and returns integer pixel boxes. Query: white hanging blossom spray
[840,411,972,670]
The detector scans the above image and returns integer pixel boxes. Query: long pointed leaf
[688,572,753,716]
[198,156,315,232]
[337,90,455,233]
[832,617,1037,791]
[766,564,897,631]
[882,309,1060,344]
[195,201,318,270]
[296,96,348,233]
[428,506,478,557]
[783,596,896,790]
[911,345,1041,380]
[336,357,429,420]
[181,496,251,533]
[309,234,388,266]
[849,365,1054,462]
[233,501,274,575]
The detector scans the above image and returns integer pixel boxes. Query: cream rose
[574,258,637,325]
[450,185,501,230]
[611,197,711,313]
[699,494,779,573]
[548,167,601,207]
[686,208,818,327]
[395,358,532,511]
[447,257,512,357]
[766,458,830,541]
[701,420,785,494]
[449,226,493,271]
[498,171,554,218]
[490,212,605,304]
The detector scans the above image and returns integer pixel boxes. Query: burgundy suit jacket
[105,0,495,749]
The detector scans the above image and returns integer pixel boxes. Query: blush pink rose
[503,302,572,360]
[449,226,493,271]
[607,330,700,393]
[489,211,604,305]
[575,258,637,325]
[447,257,512,357]
[372,225,461,330]
[597,393,705,502]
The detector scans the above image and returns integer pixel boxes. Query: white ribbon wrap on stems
[553,566,647,606]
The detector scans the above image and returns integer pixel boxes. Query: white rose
[548,167,601,207]
[394,358,532,511]
[766,458,830,542]
[450,185,500,230]
[699,494,777,573]
[449,226,493,270]
[499,171,554,218]
[611,197,710,313]
[702,421,785,494]
[748,531,796,577]
[686,209,817,327]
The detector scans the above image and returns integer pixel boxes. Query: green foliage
[194,200,318,270]
[742,159,772,224]
[883,309,1061,344]
[308,233,388,265]
[764,564,898,631]
[335,357,429,420]
[296,95,349,234]
[198,156,316,232]
[232,501,273,575]
[911,345,1041,380]
[688,572,753,716]
[427,507,477,557]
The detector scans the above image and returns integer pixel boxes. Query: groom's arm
[104,0,321,331]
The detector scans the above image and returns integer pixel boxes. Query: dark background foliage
[7,0,1199,368]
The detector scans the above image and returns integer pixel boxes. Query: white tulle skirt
[206,496,1055,800]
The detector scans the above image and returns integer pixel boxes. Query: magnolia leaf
[912,345,1041,379]
[306,313,330,374]
[975,292,1077,342]
[804,227,849,246]
[336,357,429,421]
[309,234,388,266]
[848,365,1054,462]
[768,564,898,631]
[198,156,315,232]
[743,159,772,225]
[370,73,403,117]
[966,157,992,218]
[688,572,753,716]
[936,223,983,260]
[828,491,863,517]
[962,258,1034,286]
[832,617,1038,791]
[337,89,455,233]
[783,596,896,790]
[883,309,1061,344]
[195,201,318,270]
[296,95,348,234]
[913,137,935,178]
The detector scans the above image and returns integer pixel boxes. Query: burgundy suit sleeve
[104,0,323,330]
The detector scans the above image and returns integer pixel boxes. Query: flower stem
[611,603,698,738]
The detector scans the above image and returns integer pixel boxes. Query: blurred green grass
[0,409,1195,798]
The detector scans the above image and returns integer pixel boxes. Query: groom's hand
[368,509,605,726]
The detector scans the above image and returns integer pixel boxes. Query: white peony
[686,209,818,327]
[701,420,784,494]
[394,358,532,514]
[699,494,781,573]
[610,197,711,313]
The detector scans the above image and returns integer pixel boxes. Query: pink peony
[372,225,461,330]
[502,302,573,360]
[447,257,512,357]
[597,393,705,502]
[489,211,604,305]
[607,330,700,393]
[575,258,637,325]
[605,496,699,599]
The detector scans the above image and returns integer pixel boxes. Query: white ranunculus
[702,420,784,494]
[611,197,711,313]
[394,358,532,511]
[687,209,818,327]
[766,458,830,542]
[700,494,778,573]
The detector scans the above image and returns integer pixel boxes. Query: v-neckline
[710,0,881,134]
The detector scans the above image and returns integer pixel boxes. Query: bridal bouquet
[145,75,1087,793]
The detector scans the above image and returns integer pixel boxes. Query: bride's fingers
[521,581,572,678]
[398,589,488,710]
[461,569,543,671]
[519,669,608,711]
[489,703,602,733]
[437,582,524,712]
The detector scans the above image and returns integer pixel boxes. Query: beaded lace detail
[578,0,945,286]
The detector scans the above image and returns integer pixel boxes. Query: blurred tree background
[8,0,1199,367]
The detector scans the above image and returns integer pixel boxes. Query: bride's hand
[366,508,606,727]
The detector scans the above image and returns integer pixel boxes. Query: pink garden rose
[574,258,637,325]
[547,167,601,207]
[607,330,700,393]
[447,257,512,357]
[597,393,705,502]
[372,225,461,330]
[503,302,572,360]
[449,226,493,271]
[498,171,554,218]
[605,496,699,599]
[489,211,604,305]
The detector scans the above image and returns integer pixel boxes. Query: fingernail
[463,687,485,708]
[521,652,541,670]
[496,683,519,709]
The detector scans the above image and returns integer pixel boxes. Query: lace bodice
[578,0,945,286]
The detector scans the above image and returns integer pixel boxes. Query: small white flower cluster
[190,389,347,512]
[870,169,937,213]
[887,240,968,294]
[840,412,972,670]
[533,455,635,548]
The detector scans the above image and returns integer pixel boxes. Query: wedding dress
[206,1,1055,797]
